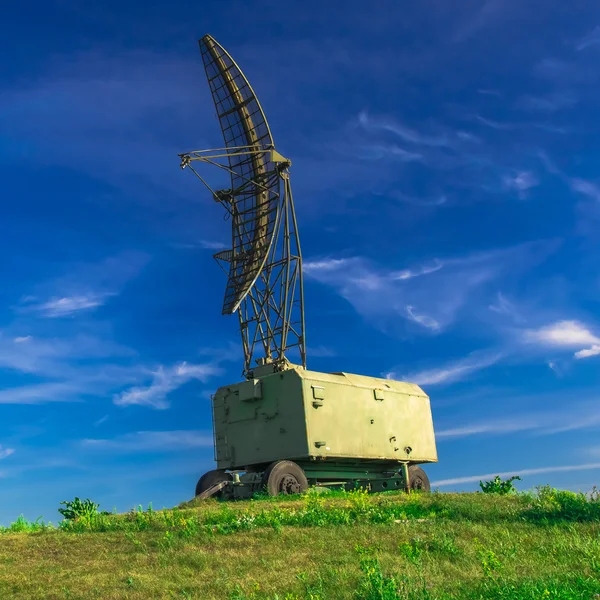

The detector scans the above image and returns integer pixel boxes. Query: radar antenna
[179,34,306,379]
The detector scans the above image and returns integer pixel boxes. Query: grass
[0,486,599,599]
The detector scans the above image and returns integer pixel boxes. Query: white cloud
[0,382,86,405]
[547,361,562,376]
[395,351,502,386]
[357,111,449,147]
[349,142,422,163]
[173,240,227,250]
[32,295,104,317]
[523,320,600,351]
[475,115,514,130]
[392,261,443,281]
[81,430,214,452]
[305,241,557,336]
[435,397,600,440]
[113,361,222,409]
[15,251,149,318]
[503,171,539,199]
[197,240,227,250]
[570,178,600,202]
[0,331,134,379]
[488,292,522,322]
[587,446,600,459]
[432,462,600,488]
[576,26,600,51]
[452,0,505,43]
[516,92,577,113]
[575,345,600,359]
[385,191,447,207]
[303,258,351,272]
[405,306,440,331]
[436,416,537,440]
[0,446,15,460]
[307,345,336,358]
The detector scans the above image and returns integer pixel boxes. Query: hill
[0,486,599,599]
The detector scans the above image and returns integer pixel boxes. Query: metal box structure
[213,366,437,475]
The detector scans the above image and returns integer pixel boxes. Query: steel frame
[180,146,306,378]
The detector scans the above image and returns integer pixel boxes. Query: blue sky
[2,0,600,525]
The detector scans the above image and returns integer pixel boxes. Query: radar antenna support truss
[179,35,306,379]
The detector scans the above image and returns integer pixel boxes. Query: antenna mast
[179,35,306,379]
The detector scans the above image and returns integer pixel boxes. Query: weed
[297,571,326,600]
[479,476,521,495]
[124,530,148,553]
[525,486,600,522]
[348,488,371,517]
[355,546,401,600]
[58,497,99,521]
[157,530,176,551]
[1,515,49,533]
[427,532,460,557]
[474,538,503,579]
[398,538,425,564]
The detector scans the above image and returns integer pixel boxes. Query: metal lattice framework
[179,34,306,379]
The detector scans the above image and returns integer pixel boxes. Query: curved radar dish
[179,34,306,379]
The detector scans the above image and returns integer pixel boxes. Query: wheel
[408,465,430,492]
[261,460,309,496]
[195,469,232,498]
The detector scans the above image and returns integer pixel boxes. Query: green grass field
[1,485,599,599]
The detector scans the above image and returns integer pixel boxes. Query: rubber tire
[261,460,309,496]
[408,465,430,492]
[195,469,232,498]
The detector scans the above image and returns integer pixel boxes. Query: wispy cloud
[303,258,350,272]
[539,151,600,201]
[393,261,444,281]
[0,332,134,379]
[0,382,87,405]
[392,350,503,386]
[452,0,506,43]
[22,295,105,318]
[587,446,600,459]
[405,306,440,331]
[576,26,600,51]
[113,361,222,409]
[0,446,15,460]
[502,171,540,199]
[436,397,600,440]
[515,92,577,113]
[15,251,149,319]
[348,142,422,163]
[570,178,600,202]
[432,462,600,488]
[305,241,557,335]
[475,115,514,130]
[81,430,213,452]
[0,51,207,205]
[307,345,337,358]
[357,111,448,147]
[172,240,228,250]
[538,152,600,236]
[547,360,564,376]
[383,191,447,207]
[488,292,523,323]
